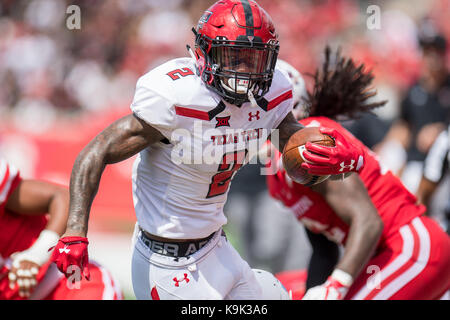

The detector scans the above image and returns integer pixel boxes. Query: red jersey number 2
[166,68,194,81]
[207,150,247,198]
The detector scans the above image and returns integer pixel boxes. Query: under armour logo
[215,116,230,128]
[173,273,190,287]
[59,245,70,254]
[248,111,260,121]
[339,160,355,172]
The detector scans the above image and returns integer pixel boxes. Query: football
[282,127,335,186]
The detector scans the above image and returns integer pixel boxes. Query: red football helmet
[193,0,279,105]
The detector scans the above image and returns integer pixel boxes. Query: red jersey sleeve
[0,159,48,258]
[0,159,22,214]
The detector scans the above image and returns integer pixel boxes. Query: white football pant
[131,224,263,300]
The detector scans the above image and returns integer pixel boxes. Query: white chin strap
[221,78,249,94]
[221,78,259,107]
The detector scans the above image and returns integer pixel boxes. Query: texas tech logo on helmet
[198,10,212,24]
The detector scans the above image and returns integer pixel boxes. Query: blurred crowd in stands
[0,0,448,116]
[0,0,449,274]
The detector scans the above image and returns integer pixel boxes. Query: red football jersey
[0,159,48,258]
[0,159,51,299]
[267,117,426,245]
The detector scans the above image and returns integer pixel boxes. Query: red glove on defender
[301,127,365,175]
[302,269,353,300]
[50,236,90,281]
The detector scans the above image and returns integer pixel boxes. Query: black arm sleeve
[305,228,340,290]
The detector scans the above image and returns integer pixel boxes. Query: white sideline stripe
[373,218,430,300]
[91,261,116,300]
[111,269,123,300]
[352,223,414,300]
[90,261,123,300]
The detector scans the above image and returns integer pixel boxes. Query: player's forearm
[66,145,107,236]
[336,214,383,278]
[45,187,70,236]
[314,175,383,279]
[416,177,438,208]
[64,115,157,236]
[275,112,305,151]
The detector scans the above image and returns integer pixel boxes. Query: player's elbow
[373,215,384,236]
[53,186,70,205]
[46,183,69,213]
[362,212,384,243]
[73,144,107,183]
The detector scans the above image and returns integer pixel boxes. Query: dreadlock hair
[304,46,387,120]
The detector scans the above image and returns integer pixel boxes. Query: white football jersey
[130,57,293,239]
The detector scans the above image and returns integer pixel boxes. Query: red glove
[301,127,365,175]
[49,236,90,281]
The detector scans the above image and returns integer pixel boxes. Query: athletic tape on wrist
[12,230,60,267]
[331,269,354,287]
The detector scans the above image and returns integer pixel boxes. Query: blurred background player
[269,48,450,300]
[416,121,450,234]
[376,19,450,193]
[270,56,362,298]
[0,158,122,300]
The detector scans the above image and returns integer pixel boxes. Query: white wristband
[12,229,60,267]
[331,269,354,287]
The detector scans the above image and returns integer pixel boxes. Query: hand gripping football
[282,127,335,186]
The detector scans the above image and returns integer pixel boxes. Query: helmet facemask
[195,32,279,105]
